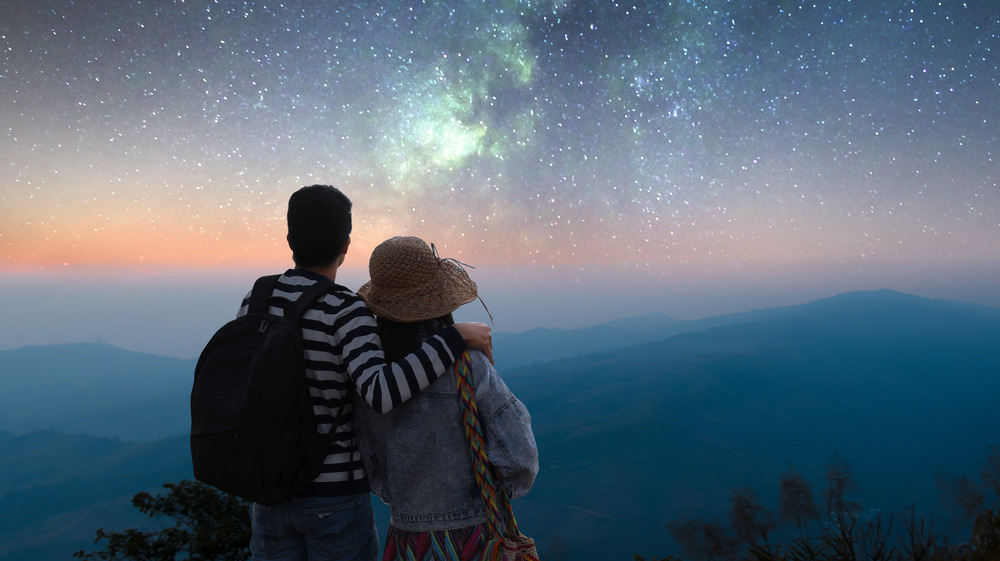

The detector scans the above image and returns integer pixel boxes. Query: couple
[243,185,539,561]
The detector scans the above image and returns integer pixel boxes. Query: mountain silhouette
[0,343,195,441]
[501,290,1000,559]
[1,290,998,561]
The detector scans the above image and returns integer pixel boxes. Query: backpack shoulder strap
[284,277,336,320]
[284,276,346,452]
[247,275,282,314]
[248,275,335,319]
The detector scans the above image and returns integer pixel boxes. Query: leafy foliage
[667,518,739,561]
[729,486,775,551]
[73,480,250,561]
[651,447,1000,561]
[778,467,819,537]
[822,453,859,531]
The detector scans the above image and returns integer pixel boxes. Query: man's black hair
[286,184,352,267]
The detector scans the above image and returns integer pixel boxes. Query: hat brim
[358,260,477,322]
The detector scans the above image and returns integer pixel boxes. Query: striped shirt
[238,269,466,496]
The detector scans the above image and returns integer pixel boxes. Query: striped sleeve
[234,272,466,489]
[329,297,466,413]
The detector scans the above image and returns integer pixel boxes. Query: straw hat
[357,236,478,322]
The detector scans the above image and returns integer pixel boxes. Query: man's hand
[454,322,494,364]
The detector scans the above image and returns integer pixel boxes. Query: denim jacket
[355,350,538,531]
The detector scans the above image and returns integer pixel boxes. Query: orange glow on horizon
[4,195,996,272]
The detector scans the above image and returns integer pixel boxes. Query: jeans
[250,494,379,561]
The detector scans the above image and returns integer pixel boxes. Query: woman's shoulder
[466,349,496,372]
[466,349,514,394]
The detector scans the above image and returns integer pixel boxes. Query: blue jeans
[250,494,379,561]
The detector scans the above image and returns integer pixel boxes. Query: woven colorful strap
[454,352,519,538]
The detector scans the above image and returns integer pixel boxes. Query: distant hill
[1,290,998,561]
[0,311,748,440]
[492,313,685,369]
[491,297,866,370]
[0,343,195,441]
[0,431,191,561]
[502,289,1000,560]
[0,304,831,440]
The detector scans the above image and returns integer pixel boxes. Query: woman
[355,236,539,561]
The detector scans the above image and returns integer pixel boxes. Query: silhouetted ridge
[1,291,998,561]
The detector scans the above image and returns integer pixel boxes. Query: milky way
[1,0,997,271]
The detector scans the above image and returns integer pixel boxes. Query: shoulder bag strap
[454,352,519,538]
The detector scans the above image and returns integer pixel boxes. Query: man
[245,185,492,561]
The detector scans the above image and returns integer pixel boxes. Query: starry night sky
[1,1,999,351]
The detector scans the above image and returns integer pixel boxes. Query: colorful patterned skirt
[382,523,491,561]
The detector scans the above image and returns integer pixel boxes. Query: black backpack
[190,274,337,504]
